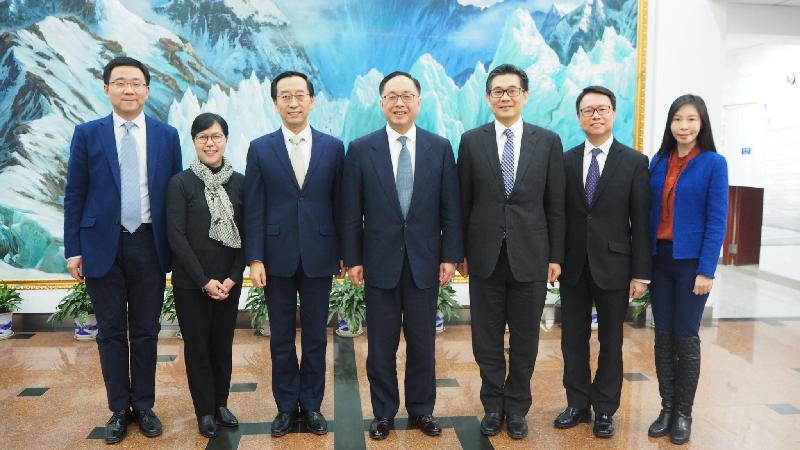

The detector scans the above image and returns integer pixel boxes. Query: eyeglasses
[579,106,613,117]
[277,93,310,104]
[194,134,226,144]
[489,87,524,98]
[382,93,417,104]
[108,80,147,91]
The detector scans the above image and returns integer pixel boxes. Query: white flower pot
[74,314,98,341]
[0,312,13,339]
[435,310,445,333]
[258,321,270,337]
[646,306,655,328]
[335,315,363,337]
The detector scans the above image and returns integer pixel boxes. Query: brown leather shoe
[368,417,393,440]
[411,414,442,437]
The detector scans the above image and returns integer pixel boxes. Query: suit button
[400,246,404,251]
[587,215,592,220]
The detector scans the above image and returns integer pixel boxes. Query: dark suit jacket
[458,122,565,282]
[166,169,245,289]
[244,127,344,278]
[340,127,463,290]
[63,114,182,278]
[561,139,651,290]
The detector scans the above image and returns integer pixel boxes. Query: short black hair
[657,94,717,156]
[379,71,421,95]
[486,64,528,94]
[270,71,315,101]
[576,85,616,115]
[190,112,229,139]
[103,56,150,85]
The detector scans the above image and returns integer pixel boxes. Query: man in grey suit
[457,63,565,439]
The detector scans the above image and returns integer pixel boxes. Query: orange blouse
[657,147,700,240]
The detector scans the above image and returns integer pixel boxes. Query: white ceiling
[726,0,800,5]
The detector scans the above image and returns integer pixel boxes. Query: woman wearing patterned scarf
[166,113,245,439]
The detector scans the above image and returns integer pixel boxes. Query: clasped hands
[203,278,236,300]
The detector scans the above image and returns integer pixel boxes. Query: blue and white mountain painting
[0,0,640,277]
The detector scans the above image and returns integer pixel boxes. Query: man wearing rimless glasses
[457,63,565,440]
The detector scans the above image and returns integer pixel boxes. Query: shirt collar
[112,111,145,130]
[583,135,614,155]
[386,124,417,144]
[282,124,312,143]
[494,118,523,139]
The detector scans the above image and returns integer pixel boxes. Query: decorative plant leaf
[160,285,177,323]
[47,282,93,326]
[436,283,460,321]
[328,276,366,333]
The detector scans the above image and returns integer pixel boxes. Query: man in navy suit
[244,71,344,437]
[340,71,463,440]
[64,56,182,444]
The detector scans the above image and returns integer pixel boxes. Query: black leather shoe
[368,417,394,440]
[104,409,130,444]
[411,414,442,437]
[480,412,504,436]
[215,407,238,427]
[271,411,296,437]
[593,413,615,438]
[506,414,528,439]
[648,407,673,437]
[133,409,162,437]
[670,412,692,445]
[554,406,591,429]
[198,415,218,438]
[304,410,328,435]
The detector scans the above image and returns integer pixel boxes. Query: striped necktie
[120,121,142,232]
[501,128,515,197]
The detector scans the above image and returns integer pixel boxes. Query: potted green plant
[245,286,270,336]
[541,285,561,331]
[631,290,653,327]
[328,276,365,337]
[47,282,96,340]
[0,282,23,339]
[436,283,459,333]
[160,285,182,338]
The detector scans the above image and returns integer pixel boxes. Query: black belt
[121,223,152,233]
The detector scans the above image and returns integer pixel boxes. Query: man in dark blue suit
[244,71,344,437]
[63,57,183,444]
[340,71,463,440]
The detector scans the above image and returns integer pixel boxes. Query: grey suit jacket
[457,122,565,282]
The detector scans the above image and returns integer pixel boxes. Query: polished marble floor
[2,266,800,449]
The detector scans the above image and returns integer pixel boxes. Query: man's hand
[203,279,228,300]
[67,257,84,282]
[693,275,713,296]
[339,260,347,278]
[629,280,647,299]
[547,263,561,284]
[249,261,267,288]
[347,265,364,288]
[439,262,456,286]
[456,258,469,277]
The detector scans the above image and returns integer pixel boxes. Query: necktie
[120,121,141,232]
[396,136,413,218]
[501,128,515,197]
[288,134,306,187]
[585,147,602,206]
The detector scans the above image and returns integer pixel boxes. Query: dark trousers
[265,262,332,413]
[651,240,709,338]
[365,255,438,419]
[560,259,629,415]
[85,227,165,412]
[173,285,240,417]
[470,243,547,416]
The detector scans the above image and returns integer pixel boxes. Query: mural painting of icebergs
[0,0,641,278]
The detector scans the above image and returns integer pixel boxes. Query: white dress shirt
[582,135,614,184]
[282,124,313,173]
[494,119,523,176]
[386,124,417,178]
[112,111,150,224]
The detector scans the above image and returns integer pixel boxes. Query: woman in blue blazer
[646,95,728,445]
